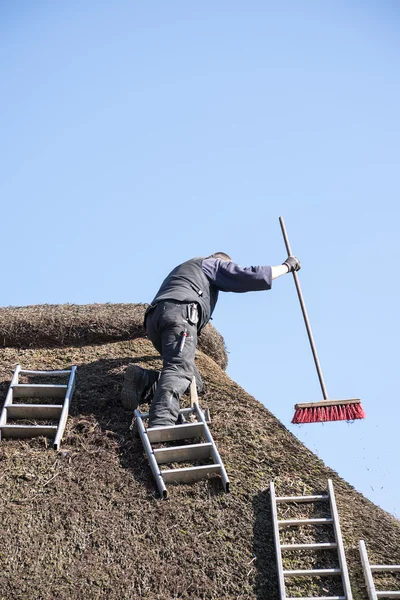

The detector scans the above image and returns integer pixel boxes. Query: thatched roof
[0,303,228,369]
[0,303,399,600]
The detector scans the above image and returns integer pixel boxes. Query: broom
[279,216,366,424]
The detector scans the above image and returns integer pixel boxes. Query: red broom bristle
[292,402,366,424]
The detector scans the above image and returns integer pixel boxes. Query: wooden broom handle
[279,216,329,400]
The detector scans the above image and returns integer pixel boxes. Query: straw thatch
[0,303,399,600]
[0,303,228,370]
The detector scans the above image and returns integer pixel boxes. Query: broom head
[292,398,365,424]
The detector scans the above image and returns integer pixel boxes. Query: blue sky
[1,2,399,516]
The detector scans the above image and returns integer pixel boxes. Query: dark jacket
[149,257,217,332]
[147,256,273,333]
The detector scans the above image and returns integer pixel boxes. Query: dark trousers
[146,301,203,427]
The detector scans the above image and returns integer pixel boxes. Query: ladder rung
[281,542,338,551]
[276,494,329,504]
[376,594,400,599]
[7,405,63,419]
[147,422,205,443]
[287,597,346,600]
[19,369,71,376]
[153,443,213,464]
[284,568,342,577]
[278,518,333,526]
[371,565,400,572]
[161,464,221,484]
[138,407,195,419]
[12,385,67,398]
[1,425,58,438]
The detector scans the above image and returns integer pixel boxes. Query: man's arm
[266,256,302,279]
[202,256,301,292]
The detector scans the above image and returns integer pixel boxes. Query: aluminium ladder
[270,479,353,600]
[359,540,400,599]
[135,378,229,498]
[0,364,77,450]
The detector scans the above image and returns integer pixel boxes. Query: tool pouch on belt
[187,303,199,326]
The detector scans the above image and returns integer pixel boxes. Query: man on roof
[121,252,301,428]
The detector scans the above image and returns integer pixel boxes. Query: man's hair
[208,252,232,261]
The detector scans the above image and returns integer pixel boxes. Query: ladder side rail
[190,376,198,407]
[135,409,167,498]
[359,541,378,600]
[193,402,229,492]
[0,365,21,433]
[53,367,76,451]
[270,482,287,600]
[328,479,353,600]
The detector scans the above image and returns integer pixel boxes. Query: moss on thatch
[0,304,399,600]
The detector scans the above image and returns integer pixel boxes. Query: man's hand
[283,256,301,273]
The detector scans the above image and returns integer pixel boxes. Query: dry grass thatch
[0,304,399,600]
[0,303,228,370]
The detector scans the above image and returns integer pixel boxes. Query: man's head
[208,252,232,262]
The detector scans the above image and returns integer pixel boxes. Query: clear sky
[1,2,399,517]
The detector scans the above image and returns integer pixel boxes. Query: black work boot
[121,365,160,411]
